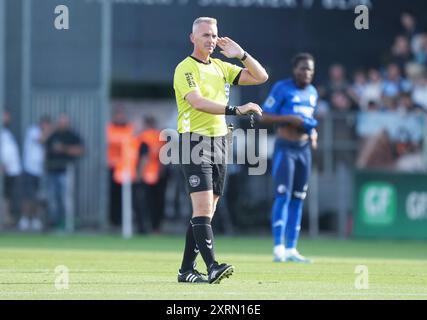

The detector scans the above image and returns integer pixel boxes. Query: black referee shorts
[179,133,228,196]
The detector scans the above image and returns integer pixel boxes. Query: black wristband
[240,52,248,61]
[225,105,237,116]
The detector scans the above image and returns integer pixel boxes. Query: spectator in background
[400,12,419,43]
[19,116,52,232]
[348,70,367,107]
[326,64,349,99]
[382,96,399,112]
[329,91,357,168]
[382,63,412,99]
[367,100,382,112]
[412,73,427,111]
[133,116,166,234]
[313,85,330,118]
[360,69,383,109]
[106,106,135,228]
[396,92,423,114]
[412,33,427,67]
[388,35,413,73]
[330,91,357,112]
[45,114,84,230]
[0,111,22,228]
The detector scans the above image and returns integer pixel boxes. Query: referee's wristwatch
[240,51,248,61]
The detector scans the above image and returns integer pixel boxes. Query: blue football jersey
[262,78,318,119]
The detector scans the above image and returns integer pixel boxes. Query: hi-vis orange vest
[107,123,139,184]
[113,136,139,184]
[106,123,135,169]
[136,128,165,185]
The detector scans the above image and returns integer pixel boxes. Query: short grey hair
[192,17,217,33]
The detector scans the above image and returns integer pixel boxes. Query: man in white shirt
[0,111,22,228]
[19,116,52,231]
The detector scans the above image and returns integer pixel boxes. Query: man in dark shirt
[45,114,84,229]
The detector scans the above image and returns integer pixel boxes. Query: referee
[174,17,268,284]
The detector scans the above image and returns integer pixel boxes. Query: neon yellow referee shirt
[173,56,242,137]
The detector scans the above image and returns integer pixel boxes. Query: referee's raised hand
[236,102,263,116]
[217,37,245,59]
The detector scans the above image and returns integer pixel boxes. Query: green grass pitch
[0,234,426,299]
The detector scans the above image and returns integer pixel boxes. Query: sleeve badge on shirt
[185,72,196,88]
[264,96,276,108]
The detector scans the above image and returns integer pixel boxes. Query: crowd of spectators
[314,12,427,172]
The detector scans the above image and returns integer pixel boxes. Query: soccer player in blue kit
[261,53,318,263]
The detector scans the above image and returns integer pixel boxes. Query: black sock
[180,222,199,272]
[191,216,216,270]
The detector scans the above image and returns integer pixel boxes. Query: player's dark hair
[292,53,315,69]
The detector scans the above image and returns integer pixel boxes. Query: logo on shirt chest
[290,93,317,117]
[292,96,301,103]
[294,106,314,117]
[292,94,317,107]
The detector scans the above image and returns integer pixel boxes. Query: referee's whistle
[249,112,255,128]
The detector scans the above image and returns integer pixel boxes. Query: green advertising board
[354,171,427,239]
